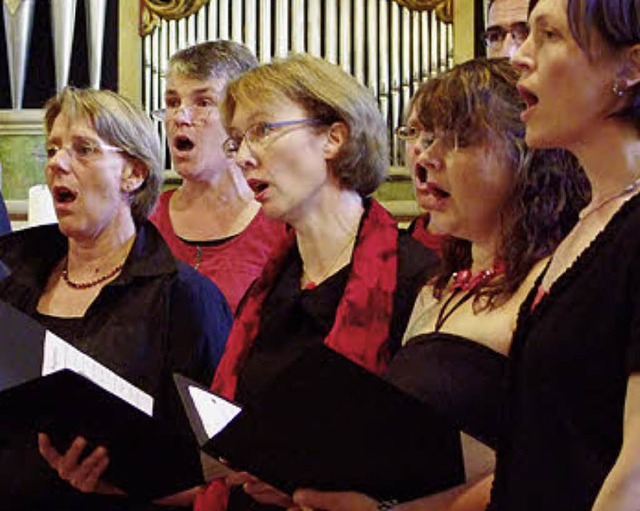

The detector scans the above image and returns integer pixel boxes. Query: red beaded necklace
[62,261,124,290]
[450,261,505,292]
[435,261,505,331]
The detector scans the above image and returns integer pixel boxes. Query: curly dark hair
[415,58,590,309]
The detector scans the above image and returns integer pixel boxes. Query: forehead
[487,0,529,27]
[48,112,97,139]
[230,96,307,127]
[165,75,226,96]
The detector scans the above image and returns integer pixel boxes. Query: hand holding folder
[175,344,465,503]
[0,300,203,499]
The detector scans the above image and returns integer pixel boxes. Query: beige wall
[118,0,142,106]
[454,0,476,64]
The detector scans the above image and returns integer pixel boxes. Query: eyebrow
[165,86,220,97]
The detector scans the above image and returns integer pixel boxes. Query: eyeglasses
[222,118,322,158]
[482,22,529,51]
[45,138,123,163]
[395,125,421,141]
[396,126,464,150]
[151,104,216,123]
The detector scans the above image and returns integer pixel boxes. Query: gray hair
[44,87,163,222]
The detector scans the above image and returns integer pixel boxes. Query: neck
[66,215,136,277]
[569,121,640,202]
[171,164,261,239]
[175,164,256,208]
[296,189,364,279]
[469,236,500,274]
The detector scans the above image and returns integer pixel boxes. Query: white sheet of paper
[189,386,241,438]
[41,330,154,416]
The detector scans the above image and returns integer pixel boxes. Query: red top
[149,189,288,313]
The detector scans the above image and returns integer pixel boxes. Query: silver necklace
[578,176,640,221]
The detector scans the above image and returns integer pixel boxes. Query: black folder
[0,300,203,499]
[175,345,465,502]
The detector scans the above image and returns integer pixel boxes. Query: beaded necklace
[62,261,124,290]
[434,262,504,332]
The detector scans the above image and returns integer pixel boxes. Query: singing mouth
[425,182,450,199]
[173,134,195,152]
[53,185,78,204]
[517,84,539,109]
[414,164,428,185]
[246,178,268,195]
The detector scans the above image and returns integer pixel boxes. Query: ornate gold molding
[392,0,453,23]
[140,0,210,36]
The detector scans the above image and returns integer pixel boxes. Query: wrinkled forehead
[228,93,306,127]
[48,109,96,139]
[487,0,529,28]
[165,73,227,97]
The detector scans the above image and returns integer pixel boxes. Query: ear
[121,159,148,194]
[618,44,640,89]
[323,121,349,161]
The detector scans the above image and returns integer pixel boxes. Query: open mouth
[414,164,428,185]
[173,134,195,152]
[53,186,77,204]
[425,182,450,200]
[246,178,268,195]
[517,85,539,109]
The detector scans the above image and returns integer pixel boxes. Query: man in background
[484,0,530,58]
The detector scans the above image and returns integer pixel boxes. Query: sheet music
[189,386,241,438]
[42,331,154,416]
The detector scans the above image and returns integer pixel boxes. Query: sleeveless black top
[385,332,508,449]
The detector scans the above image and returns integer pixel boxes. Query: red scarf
[410,214,443,255]
[195,199,399,511]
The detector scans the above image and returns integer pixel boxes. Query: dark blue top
[0,221,232,510]
[0,191,10,236]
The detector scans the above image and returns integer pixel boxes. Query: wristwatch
[376,499,399,511]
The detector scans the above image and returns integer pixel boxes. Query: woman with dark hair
[239,57,588,511]
[483,1,640,510]
[396,86,444,255]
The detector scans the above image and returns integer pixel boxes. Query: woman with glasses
[0,87,232,510]
[278,58,588,511]
[194,53,440,511]
[396,94,444,255]
[149,41,288,313]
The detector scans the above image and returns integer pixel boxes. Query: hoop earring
[612,81,627,97]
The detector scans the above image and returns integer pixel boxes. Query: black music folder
[175,344,465,502]
[0,300,203,499]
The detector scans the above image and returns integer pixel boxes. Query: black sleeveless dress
[385,332,508,450]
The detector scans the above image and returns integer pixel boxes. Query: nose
[416,141,443,174]
[511,33,533,72]
[407,139,422,159]
[234,137,257,173]
[501,33,521,59]
[173,106,194,125]
[46,146,73,172]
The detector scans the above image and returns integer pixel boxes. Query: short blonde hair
[220,53,388,196]
[44,87,163,222]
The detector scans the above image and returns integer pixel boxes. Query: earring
[612,81,627,97]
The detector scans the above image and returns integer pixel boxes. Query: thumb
[293,489,352,511]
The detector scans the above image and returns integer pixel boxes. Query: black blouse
[489,193,640,511]
[229,233,438,511]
